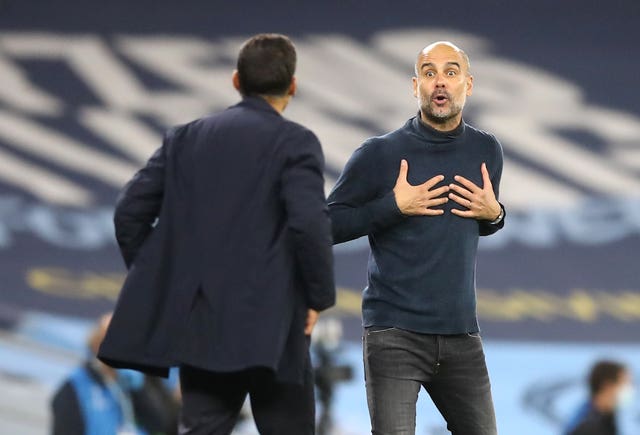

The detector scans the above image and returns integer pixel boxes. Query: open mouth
[432,94,449,105]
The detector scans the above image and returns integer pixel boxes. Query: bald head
[415,41,471,76]
[412,40,474,131]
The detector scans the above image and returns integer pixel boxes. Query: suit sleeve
[280,127,336,312]
[327,142,405,244]
[51,381,84,435]
[113,131,170,268]
[479,137,506,236]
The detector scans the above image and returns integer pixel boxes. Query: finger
[304,309,319,335]
[453,175,480,193]
[448,193,472,208]
[448,183,474,200]
[304,322,314,335]
[451,208,475,218]
[427,185,450,198]
[425,197,449,207]
[418,208,445,216]
[481,163,493,189]
[421,174,446,190]
[396,159,408,185]
[304,317,316,335]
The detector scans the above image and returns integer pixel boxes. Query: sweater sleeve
[479,136,506,236]
[328,141,405,244]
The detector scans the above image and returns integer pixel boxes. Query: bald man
[328,41,504,434]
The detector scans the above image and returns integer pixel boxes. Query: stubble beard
[420,97,464,125]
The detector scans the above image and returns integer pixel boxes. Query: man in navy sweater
[328,41,505,434]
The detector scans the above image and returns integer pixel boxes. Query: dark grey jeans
[363,327,497,435]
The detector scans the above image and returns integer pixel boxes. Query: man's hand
[305,309,319,336]
[448,163,501,221]
[393,159,449,216]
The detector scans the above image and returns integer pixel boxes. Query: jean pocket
[466,331,482,338]
[365,327,397,336]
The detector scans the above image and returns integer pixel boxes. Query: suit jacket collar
[237,96,281,116]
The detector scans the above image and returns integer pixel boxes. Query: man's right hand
[393,159,449,216]
[305,309,319,336]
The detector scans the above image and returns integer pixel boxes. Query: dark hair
[589,360,626,396]
[236,33,296,97]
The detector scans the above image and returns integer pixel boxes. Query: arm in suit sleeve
[280,127,336,312]
[113,131,170,268]
[479,137,506,236]
[327,142,405,244]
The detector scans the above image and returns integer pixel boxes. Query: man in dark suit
[98,33,336,435]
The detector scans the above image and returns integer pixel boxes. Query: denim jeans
[363,327,497,435]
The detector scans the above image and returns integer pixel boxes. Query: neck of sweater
[412,114,465,145]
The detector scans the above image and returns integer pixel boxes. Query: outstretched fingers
[452,175,480,193]
[450,208,474,218]
[393,160,451,216]
[448,183,473,202]
[429,184,450,198]
[396,159,409,185]
[448,192,472,208]
[421,174,446,190]
[481,162,493,189]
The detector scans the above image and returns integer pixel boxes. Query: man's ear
[232,70,241,92]
[288,76,297,97]
[466,74,474,96]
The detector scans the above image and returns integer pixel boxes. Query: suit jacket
[98,96,336,384]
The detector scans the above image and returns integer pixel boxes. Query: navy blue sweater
[328,116,504,334]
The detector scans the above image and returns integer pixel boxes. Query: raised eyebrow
[420,61,462,71]
[419,62,435,71]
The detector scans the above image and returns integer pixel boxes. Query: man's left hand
[448,163,501,221]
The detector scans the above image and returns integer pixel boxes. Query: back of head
[236,33,296,97]
[589,360,625,397]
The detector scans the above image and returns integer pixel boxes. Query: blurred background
[0,0,639,433]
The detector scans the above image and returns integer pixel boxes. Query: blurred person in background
[328,41,504,435]
[97,33,335,435]
[51,313,180,435]
[564,360,635,435]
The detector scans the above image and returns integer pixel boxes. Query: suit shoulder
[280,119,320,142]
[173,107,236,132]
[164,119,198,142]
